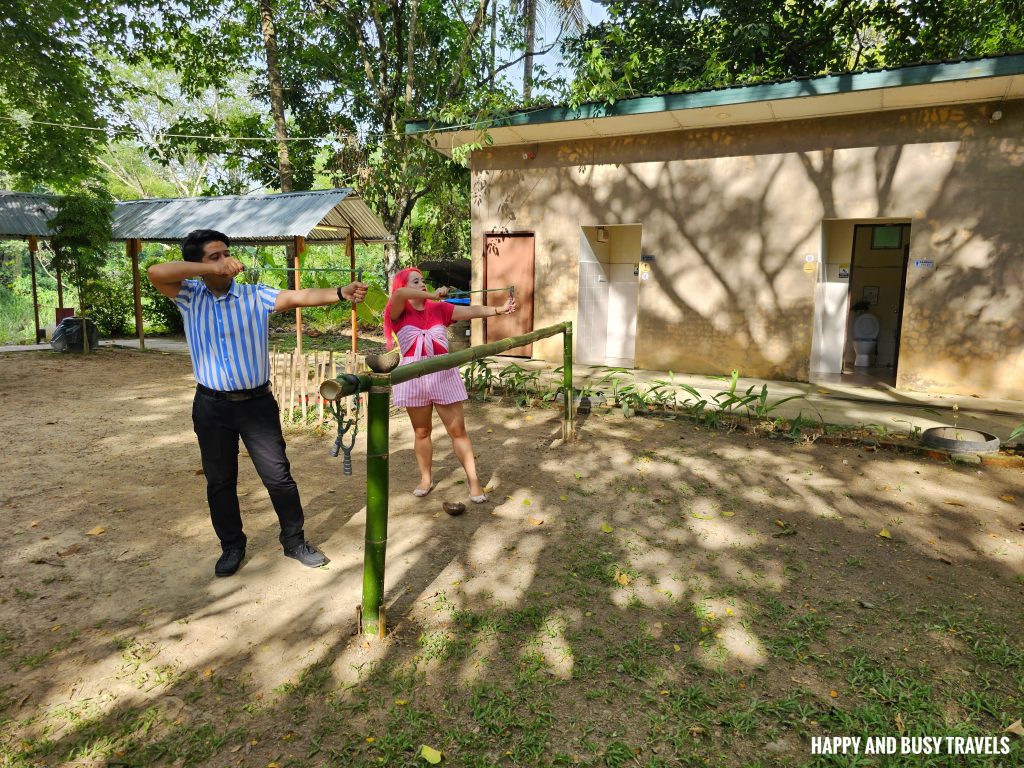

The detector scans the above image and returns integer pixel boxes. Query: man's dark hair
[182,229,230,262]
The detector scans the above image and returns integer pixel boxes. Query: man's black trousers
[192,391,305,551]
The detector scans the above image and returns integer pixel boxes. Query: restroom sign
[838,266,850,278]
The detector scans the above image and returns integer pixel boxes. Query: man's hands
[338,281,368,303]
[499,296,519,315]
[207,257,246,278]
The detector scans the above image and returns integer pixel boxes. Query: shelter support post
[129,239,145,349]
[348,228,357,355]
[361,373,390,635]
[293,236,305,356]
[28,236,41,343]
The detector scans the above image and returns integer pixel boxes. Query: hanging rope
[328,374,363,475]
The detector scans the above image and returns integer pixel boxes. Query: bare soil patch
[1,350,1022,767]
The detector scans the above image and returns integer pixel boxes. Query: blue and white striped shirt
[174,279,281,391]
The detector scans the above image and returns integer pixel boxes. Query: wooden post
[55,258,64,309]
[347,228,357,354]
[28,237,41,343]
[293,236,305,356]
[301,354,309,422]
[287,350,297,424]
[315,351,324,425]
[129,239,145,350]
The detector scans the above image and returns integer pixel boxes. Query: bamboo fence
[271,347,365,426]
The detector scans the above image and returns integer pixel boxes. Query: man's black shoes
[215,547,246,577]
[284,541,328,568]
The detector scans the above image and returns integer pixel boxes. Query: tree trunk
[522,0,537,103]
[260,0,295,289]
[383,241,401,290]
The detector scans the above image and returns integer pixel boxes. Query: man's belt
[196,382,271,402]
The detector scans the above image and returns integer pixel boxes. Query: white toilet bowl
[852,312,880,367]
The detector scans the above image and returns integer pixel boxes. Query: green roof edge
[406,54,1024,135]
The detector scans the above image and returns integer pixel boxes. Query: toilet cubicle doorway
[576,224,642,367]
[845,223,911,386]
[812,219,911,388]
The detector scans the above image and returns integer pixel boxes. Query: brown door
[484,232,534,356]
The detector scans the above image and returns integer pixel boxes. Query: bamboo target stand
[320,322,574,637]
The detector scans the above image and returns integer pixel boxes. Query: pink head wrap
[383,267,422,350]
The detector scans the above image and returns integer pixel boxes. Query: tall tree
[519,0,586,103]
[0,0,145,188]
[564,0,1024,104]
[48,185,115,353]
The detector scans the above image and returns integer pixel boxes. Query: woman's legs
[406,405,435,493]
[435,402,484,498]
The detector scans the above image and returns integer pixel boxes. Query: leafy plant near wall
[461,360,495,400]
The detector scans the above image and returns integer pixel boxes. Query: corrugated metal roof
[0,192,58,238]
[112,189,393,243]
[0,189,393,243]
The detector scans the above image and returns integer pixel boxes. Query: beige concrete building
[410,55,1024,401]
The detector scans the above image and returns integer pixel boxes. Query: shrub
[141,257,184,333]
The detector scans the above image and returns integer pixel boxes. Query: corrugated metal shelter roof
[112,189,392,244]
[0,189,392,243]
[0,192,58,239]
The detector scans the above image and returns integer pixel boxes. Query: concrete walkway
[3,337,1021,441]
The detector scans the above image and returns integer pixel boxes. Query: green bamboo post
[319,322,572,636]
[361,373,390,634]
[564,321,574,442]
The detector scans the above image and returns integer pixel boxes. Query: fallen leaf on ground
[943,500,965,507]
[559,495,568,501]
[877,528,892,539]
[522,499,531,506]
[57,543,81,557]
[830,690,839,698]
[615,570,631,586]
[194,469,204,476]
[29,520,38,528]
[527,516,544,526]
[1005,719,1024,738]
[86,526,105,536]
[1000,495,1015,502]
[419,745,443,764]
[600,522,614,533]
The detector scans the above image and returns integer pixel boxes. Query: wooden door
[484,233,534,356]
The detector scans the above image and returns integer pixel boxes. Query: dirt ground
[1,349,1023,767]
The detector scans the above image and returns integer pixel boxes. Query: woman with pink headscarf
[385,267,518,503]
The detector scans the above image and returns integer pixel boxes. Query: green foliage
[563,0,1024,104]
[0,0,143,187]
[141,256,184,334]
[48,186,115,349]
[86,274,133,337]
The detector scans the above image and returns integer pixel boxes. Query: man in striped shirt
[148,229,367,577]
